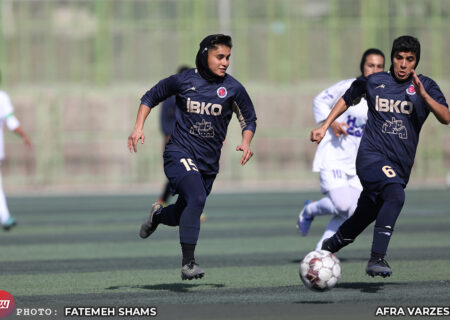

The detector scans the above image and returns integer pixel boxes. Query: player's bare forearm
[412,70,450,125]
[420,94,450,125]
[128,104,151,153]
[13,126,32,149]
[425,98,450,125]
[311,98,348,143]
[236,129,254,166]
[133,104,151,131]
[322,98,348,130]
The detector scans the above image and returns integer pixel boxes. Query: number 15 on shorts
[180,158,199,172]
[382,165,396,178]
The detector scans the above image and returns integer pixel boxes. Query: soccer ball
[299,250,341,291]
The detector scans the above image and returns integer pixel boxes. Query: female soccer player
[297,49,385,251]
[128,34,257,280]
[311,36,449,277]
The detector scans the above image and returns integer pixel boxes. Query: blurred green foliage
[1,0,449,85]
[0,0,449,192]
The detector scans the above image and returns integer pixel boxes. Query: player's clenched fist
[310,127,326,144]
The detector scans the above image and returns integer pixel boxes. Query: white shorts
[319,169,362,194]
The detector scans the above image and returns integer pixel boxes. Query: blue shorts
[163,150,216,196]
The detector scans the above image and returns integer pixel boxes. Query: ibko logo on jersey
[375,95,413,115]
[187,98,222,116]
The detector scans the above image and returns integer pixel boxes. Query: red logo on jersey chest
[406,84,416,95]
[217,87,227,98]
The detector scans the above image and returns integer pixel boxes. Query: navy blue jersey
[343,71,448,185]
[160,95,178,136]
[141,68,257,175]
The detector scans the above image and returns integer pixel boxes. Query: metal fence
[1,0,449,193]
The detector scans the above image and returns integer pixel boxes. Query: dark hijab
[195,34,232,83]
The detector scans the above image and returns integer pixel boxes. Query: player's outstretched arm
[412,70,450,125]
[128,104,151,153]
[236,130,254,166]
[13,126,32,150]
[310,97,348,144]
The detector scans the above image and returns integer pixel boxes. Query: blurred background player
[128,34,257,280]
[311,35,449,277]
[157,65,190,206]
[0,75,32,230]
[297,49,385,250]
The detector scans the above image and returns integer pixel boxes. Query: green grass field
[1,189,450,319]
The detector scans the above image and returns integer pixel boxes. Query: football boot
[366,258,392,278]
[181,260,205,280]
[297,199,313,236]
[2,217,17,231]
[139,202,162,239]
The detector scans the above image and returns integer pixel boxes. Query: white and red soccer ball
[299,250,341,291]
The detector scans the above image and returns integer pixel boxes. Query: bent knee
[186,192,207,209]
[333,198,357,216]
[382,184,405,207]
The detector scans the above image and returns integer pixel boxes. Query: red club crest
[217,87,227,98]
[406,84,416,95]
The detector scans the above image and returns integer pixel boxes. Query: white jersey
[0,91,20,160]
[312,78,368,175]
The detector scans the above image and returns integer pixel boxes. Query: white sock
[315,215,347,250]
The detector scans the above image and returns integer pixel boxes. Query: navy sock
[325,190,380,253]
[322,230,354,253]
[371,183,405,255]
[338,190,380,240]
[372,225,394,256]
[158,174,207,243]
[176,174,207,244]
[153,209,162,224]
[181,242,196,266]
[370,251,385,262]
[160,197,187,226]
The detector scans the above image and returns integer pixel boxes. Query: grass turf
[1,189,450,319]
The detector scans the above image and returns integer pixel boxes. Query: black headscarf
[195,34,232,83]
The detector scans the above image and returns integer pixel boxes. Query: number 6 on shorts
[382,165,396,178]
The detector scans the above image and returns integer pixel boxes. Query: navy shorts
[356,154,406,195]
[163,150,216,196]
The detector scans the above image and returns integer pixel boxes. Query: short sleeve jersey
[343,71,448,184]
[141,69,257,175]
[312,78,368,175]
